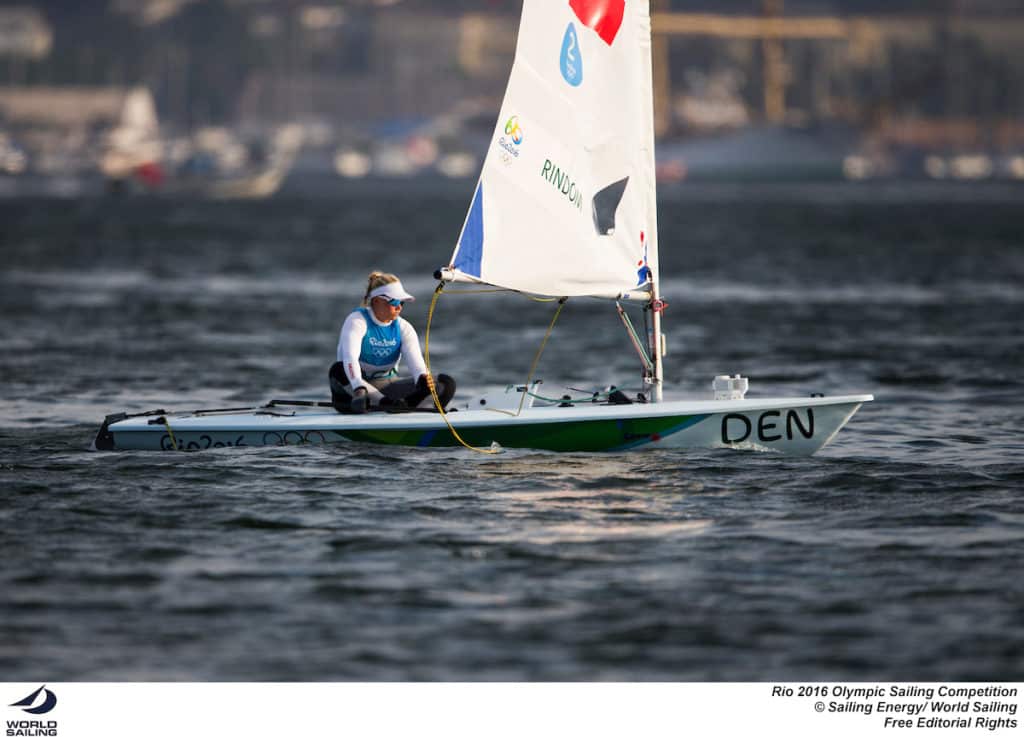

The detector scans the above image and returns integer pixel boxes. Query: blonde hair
[362,271,400,305]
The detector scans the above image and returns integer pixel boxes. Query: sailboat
[94,0,871,455]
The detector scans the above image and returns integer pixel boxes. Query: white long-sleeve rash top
[336,309,428,398]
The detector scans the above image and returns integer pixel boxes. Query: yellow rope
[424,284,497,454]
[484,297,565,418]
[163,417,179,451]
[423,283,567,453]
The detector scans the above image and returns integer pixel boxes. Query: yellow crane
[651,0,849,134]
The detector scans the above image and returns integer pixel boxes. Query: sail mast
[651,289,664,402]
[640,0,664,402]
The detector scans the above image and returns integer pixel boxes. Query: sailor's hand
[350,387,369,414]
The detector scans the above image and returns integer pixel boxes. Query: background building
[2,0,1024,189]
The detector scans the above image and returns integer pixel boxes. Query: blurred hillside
[3,1,1024,192]
[4,1,1022,130]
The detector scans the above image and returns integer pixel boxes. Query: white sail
[448,0,659,299]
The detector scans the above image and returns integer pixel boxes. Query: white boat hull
[95,394,873,456]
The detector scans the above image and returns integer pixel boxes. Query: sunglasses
[375,297,405,307]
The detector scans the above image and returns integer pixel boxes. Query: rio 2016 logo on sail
[497,116,524,163]
[504,116,523,145]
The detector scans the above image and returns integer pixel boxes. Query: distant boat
[657,124,854,182]
[201,158,294,200]
[156,126,303,199]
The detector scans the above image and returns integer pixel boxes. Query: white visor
[369,280,414,303]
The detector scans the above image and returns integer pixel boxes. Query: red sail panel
[568,0,625,46]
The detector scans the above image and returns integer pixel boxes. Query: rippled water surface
[2,183,1023,680]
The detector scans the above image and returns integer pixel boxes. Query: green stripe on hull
[334,414,708,452]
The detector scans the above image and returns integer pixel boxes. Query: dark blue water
[2,182,1023,680]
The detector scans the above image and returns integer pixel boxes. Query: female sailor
[329,271,455,414]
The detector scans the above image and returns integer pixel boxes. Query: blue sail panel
[454,183,484,278]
